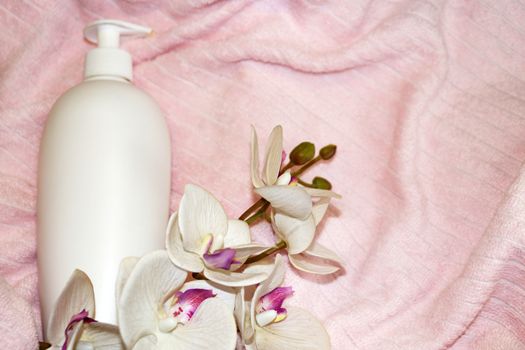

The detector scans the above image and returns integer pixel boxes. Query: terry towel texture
[1,0,525,349]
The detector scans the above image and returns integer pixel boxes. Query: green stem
[245,240,287,265]
[244,203,270,225]
[245,202,270,225]
[239,198,268,220]
[291,155,321,177]
[296,178,315,188]
[280,162,294,174]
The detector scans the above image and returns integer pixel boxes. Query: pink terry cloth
[1,0,525,349]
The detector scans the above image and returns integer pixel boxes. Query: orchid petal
[234,290,255,344]
[244,305,255,342]
[303,188,342,199]
[182,280,236,312]
[304,241,345,266]
[234,288,244,324]
[250,256,286,330]
[203,248,237,270]
[251,126,265,188]
[47,270,95,346]
[223,219,251,247]
[262,125,283,186]
[255,307,330,350]
[233,244,268,267]
[256,186,312,220]
[252,255,286,299]
[64,319,85,350]
[118,250,187,348]
[311,198,331,226]
[132,335,157,350]
[288,253,341,275]
[242,257,276,277]
[179,184,228,252]
[273,213,316,254]
[257,287,293,315]
[203,267,269,287]
[81,322,123,349]
[233,244,269,259]
[116,256,139,306]
[166,212,205,273]
[169,298,237,350]
[171,288,216,324]
[276,171,291,186]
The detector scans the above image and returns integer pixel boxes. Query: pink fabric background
[2,0,525,348]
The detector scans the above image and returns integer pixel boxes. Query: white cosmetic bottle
[37,20,171,332]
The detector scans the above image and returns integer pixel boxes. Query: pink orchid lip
[171,288,216,323]
[256,286,294,321]
[200,234,239,270]
[203,248,238,270]
[62,309,96,350]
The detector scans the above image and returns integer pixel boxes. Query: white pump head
[83,19,152,81]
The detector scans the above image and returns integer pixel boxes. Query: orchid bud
[320,144,336,160]
[312,176,332,190]
[290,142,315,165]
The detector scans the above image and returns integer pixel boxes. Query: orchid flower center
[200,234,239,270]
[62,309,96,350]
[255,286,294,327]
[159,288,216,333]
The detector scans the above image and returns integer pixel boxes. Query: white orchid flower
[275,198,344,274]
[166,184,270,287]
[251,125,313,219]
[251,125,342,270]
[46,269,123,350]
[235,255,330,349]
[118,250,237,350]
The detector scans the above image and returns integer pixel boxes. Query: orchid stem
[244,202,270,225]
[239,198,268,220]
[245,240,287,265]
[291,155,321,177]
[280,162,294,173]
[296,178,315,188]
[192,272,206,280]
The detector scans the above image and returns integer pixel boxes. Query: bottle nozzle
[84,20,152,48]
[83,19,152,81]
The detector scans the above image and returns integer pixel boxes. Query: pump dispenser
[83,20,151,80]
[37,19,171,336]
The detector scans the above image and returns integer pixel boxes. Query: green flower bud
[312,176,332,190]
[290,142,315,165]
[320,144,337,160]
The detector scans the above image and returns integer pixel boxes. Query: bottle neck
[84,75,130,83]
[84,48,133,81]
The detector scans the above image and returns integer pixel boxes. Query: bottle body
[37,78,171,332]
